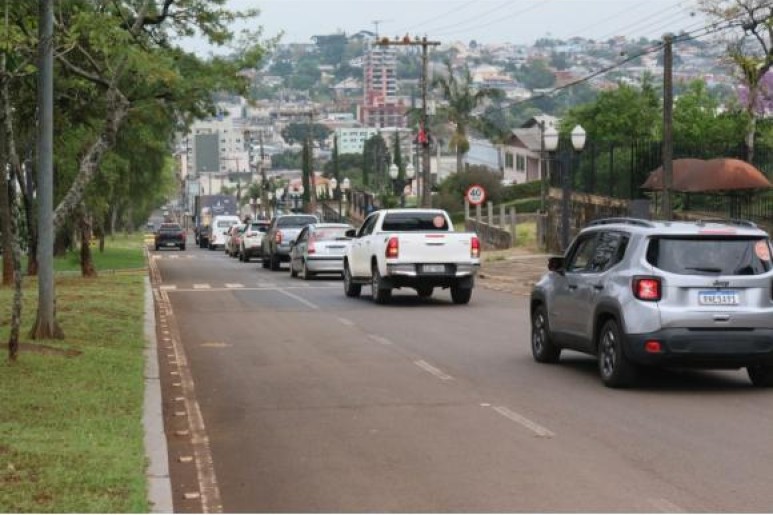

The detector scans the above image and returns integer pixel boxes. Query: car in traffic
[289,223,354,279]
[262,214,319,270]
[240,220,270,262]
[154,222,186,251]
[225,223,246,258]
[530,217,773,388]
[208,215,241,250]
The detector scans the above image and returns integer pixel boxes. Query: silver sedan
[289,223,354,279]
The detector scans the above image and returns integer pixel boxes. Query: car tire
[747,364,773,387]
[180,245,185,251]
[371,264,391,304]
[301,260,313,280]
[416,286,433,298]
[343,263,361,297]
[290,260,298,277]
[450,285,472,305]
[270,252,280,271]
[531,304,561,363]
[597,319,637,388]
[262,256,269,269]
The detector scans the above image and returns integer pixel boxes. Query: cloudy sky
[186,0,711,52]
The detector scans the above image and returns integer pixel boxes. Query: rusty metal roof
[642,158,771,192]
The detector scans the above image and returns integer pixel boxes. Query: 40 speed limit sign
[465,184,486,206]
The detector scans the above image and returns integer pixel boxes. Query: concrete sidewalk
[477,247,552,296]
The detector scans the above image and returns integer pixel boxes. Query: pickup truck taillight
[471,236,480,258]
[386,237,399,258]
[275,231,282,244]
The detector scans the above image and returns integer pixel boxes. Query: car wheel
[416,286,433,298]
[747,364,773,387]
[180,245,185,251]
[301,260,313,280]
[270,252,280,271]
[531,304,561,363]
[262,256,269,269]
[371,264,391,304]
[450,285,472,305]
[343,263,361,297]
[597,319,637,388]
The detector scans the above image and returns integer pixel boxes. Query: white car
[208,215,241,250]
[289,223,354,279]
[240,220,270,262]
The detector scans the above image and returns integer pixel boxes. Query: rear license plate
[698,290,739,305]
[422,264,446,273]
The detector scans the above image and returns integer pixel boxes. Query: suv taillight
[633,276,661,301]
[471,236,480,258]
[386,237,399,258]
[275,231,282,244]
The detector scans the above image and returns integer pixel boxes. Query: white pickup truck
[343,208,481,304]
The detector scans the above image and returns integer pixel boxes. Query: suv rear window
[277,216,317,228]
[159,224,182,231]
[381,212,449,232]
[646,236,773,276]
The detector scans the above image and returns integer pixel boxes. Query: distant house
[499,115,559,185]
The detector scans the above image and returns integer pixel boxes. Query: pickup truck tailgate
[388,233,475,263]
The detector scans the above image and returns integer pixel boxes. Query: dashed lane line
[414,360,454,381]
[492,405,555,438]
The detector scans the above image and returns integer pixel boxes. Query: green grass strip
[0,235,149,512]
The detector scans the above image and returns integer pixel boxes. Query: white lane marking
[224,283,244,288]
[193,283,211,289]
[338,317,355,327]
[276,289,320,310]
[166,285,338,293]
[492,406,555,438]
[414,360,454,381]
[159,285,177,291]
[649,498,685,513]
[368,334,393,345]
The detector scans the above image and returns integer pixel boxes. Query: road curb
[143,276,173,513]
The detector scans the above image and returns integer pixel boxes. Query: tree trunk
[79,205,97,278]
[745,113,756,164]
[20,159,37,276]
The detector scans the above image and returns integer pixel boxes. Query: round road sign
[465,184,486,206]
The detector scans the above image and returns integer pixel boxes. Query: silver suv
[530,217,773,388]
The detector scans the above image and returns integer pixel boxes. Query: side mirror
[547,256,565,273]
[345,229,357,238]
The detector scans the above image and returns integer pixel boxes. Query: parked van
[208,215,241,250]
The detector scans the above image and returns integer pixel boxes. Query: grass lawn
[0,233,150,512]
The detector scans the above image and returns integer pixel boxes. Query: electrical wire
[399,0,481,34]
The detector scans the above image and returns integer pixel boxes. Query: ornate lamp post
[389,162,415,208]
[543,124,586,251]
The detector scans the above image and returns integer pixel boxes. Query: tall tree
[432,59,504,174]
[699,0,773,161]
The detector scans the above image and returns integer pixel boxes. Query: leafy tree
[281,122,332,148]
[515,59,556,90]
[271,150,302,170]
[432,59,505,173]
[699,0,773,160]
[312,34,348,65]
[673,80,748,148]
[288,56,322,91]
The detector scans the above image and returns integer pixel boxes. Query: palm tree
[432,59,504,174]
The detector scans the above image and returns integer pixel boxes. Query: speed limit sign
[465,184,486,206]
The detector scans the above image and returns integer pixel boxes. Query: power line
[400,0,481,34]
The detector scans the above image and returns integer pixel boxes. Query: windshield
[646,236,773,276]
[381,212,450,232]
[277,216,317,228]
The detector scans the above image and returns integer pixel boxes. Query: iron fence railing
[546,139,773,222]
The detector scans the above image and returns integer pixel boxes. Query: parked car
[262,214,319,270]
[154,222,186,251]
[289,223,354,279]
[530,217,773,388]
[225,223,246,258]
[208,215,241,250]
[240,220,270,262]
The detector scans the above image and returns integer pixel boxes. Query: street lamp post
[543,124,586,251]
[389,162,415,208]
[341,178,350,220]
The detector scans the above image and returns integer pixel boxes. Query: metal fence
[546,139,773,223]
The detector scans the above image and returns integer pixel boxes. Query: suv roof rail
[694,218,758,228]
[588,217,656,228]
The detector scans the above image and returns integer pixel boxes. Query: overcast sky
[184,0,711,54]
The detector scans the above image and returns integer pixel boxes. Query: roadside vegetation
[0,235,148,512]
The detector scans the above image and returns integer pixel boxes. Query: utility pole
[377,35,440,208]
[662,33,674,220]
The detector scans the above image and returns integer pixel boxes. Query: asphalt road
[151,237,773,513]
